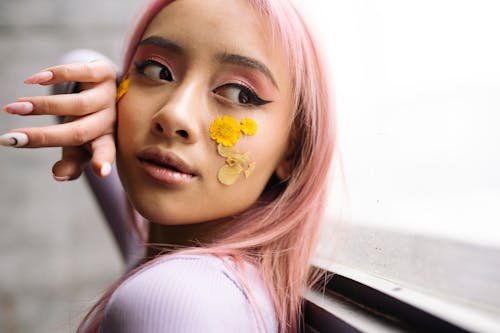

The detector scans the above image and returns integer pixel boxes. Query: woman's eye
[214,84,271,107]
[134,60,173,82]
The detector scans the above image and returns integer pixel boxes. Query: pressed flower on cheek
[217,144,257,185]
[209,116,258,185]
[240,117,258,136]
[116,75,130,102]
[209,115,242,147]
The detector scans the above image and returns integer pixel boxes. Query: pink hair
[79,1,335,332]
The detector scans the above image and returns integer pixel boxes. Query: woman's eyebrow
[136,37,278,90]
[216,53,279,90]
[136,36,183,54]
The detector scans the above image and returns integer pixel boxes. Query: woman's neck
[146,219,232,258]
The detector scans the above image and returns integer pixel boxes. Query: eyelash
[213,83,271,107]
[133,59,272,107]
[134,59,174,81]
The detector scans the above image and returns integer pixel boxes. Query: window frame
[308,224,500,332]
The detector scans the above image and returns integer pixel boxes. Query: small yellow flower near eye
[210,116,242,147]
[116,75,130,102]
[240,117,258,136]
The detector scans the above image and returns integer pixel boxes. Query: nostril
[156,123,163,133]
[176,130,188,138]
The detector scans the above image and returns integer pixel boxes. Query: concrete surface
[0,1,144,332]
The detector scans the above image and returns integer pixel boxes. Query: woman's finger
[52,135,116,180]
[5,81,116,116]
[24,60,116,86]
[52,146,90,181]
[88,134,116,177]
[5,106,115,148]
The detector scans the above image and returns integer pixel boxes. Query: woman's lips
[136,147,196,186]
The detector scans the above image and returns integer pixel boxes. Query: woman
[2,1,335,331]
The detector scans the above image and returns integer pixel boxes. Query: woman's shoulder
[100,254,277,333]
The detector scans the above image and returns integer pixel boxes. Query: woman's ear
[275,128,298,181]
[275,158,293,181]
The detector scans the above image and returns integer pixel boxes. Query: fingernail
[0,132,29,147]
[3,101,34,115]
[100,162,112,177]
[53,174,70,182]
[24,71,53,84]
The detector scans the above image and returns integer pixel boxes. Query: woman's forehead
[139,0,291,92]
[142,0,274,62]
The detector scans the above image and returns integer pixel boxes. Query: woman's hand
[1,60,117,181]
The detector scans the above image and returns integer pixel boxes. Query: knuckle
[60,65,71,80]
[105,66,117,80]
[82,63,98,82]
[37,98,51,114]
[39,133,48,147]
[72,124,91,146]
[75,95,91,114]
[34,130,49,147]
[97,60,116,80]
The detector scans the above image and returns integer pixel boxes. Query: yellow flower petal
[232,153,249,167]
[244,161,256,178]
[210,116,241,147]
[226,156,238,167]
[218,164,243,185]
[116,75,130,102]
[240,118,258,136]
[217,144,238,158]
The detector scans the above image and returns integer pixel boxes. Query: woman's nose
[150,82,202,144]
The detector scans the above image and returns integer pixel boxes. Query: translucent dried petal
[217,144,238,158]
[218,164,243,185]
[226,156,238,167]
[244,162,256,178]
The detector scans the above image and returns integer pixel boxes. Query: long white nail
[0,132,29,147]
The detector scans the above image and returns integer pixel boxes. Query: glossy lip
[136,146,197,186]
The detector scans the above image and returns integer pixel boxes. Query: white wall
[305,0,500,247]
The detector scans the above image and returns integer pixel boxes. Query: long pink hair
[79,1,335,332]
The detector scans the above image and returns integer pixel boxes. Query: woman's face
[117,0,294,225]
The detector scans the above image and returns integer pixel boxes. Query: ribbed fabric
[99,255,277,333]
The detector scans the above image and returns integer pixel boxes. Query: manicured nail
[0,132,29,147]
[53,174,70,182]
[3,101,34,115]
[100,162,112,177]
[24,71,53,84]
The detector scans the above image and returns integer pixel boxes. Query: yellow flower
[240,117,258,136]
[116,75,130,102]
[210,116,242,147]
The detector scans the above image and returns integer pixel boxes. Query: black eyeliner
[239,85,272,106]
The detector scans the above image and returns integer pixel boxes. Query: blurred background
[0,1,144,332]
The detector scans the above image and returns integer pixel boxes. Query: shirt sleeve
[99,256,267,333]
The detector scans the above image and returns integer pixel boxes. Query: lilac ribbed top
[99,255,277,332]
